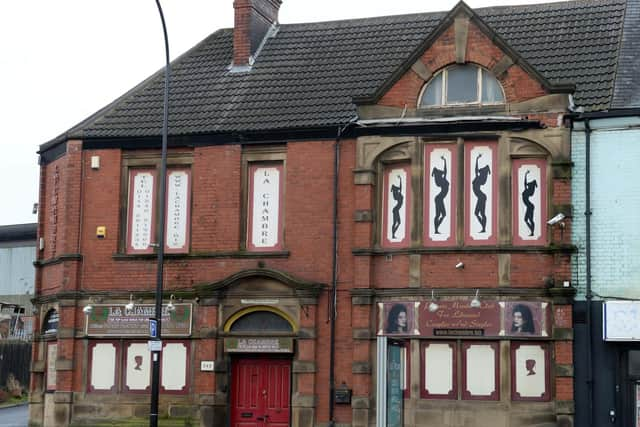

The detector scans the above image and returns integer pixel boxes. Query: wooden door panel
[231,360,263,426]
[231,357,291,427]
[265,361,290,425]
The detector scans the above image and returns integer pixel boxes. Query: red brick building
[29,0,628,426]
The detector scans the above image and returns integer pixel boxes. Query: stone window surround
[119,152,194,255]
[354,131,566,248]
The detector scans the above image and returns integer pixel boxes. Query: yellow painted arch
[224,305,297,333]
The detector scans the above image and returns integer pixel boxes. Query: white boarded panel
[165,170,190,251]
[162,342,187,391]
[424,343,453,395]
[465,344,496,396]
[91,343,116,391]
[126,343,150,391]
[515,344,546,398]
[250,166,281,248]
[46,343,57,390]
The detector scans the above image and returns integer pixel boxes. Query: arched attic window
[419,64,504,107]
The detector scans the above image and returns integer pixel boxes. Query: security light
[547,213,565,226]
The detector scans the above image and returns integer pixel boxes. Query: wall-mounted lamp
[167,294,177,312]
[470,289,481,308]
[455,261,464,269]
[428,290,439,312]
[83,299,94,315]
[125,294,135,311]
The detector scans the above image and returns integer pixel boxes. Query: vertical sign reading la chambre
[127,169,157,253]
[248,163,283,250]
[165,169,191,253]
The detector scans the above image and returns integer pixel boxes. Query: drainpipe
[584,118,594,426]
[328,125,342,427]
[329,120,354,426]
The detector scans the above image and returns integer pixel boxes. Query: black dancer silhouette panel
[472,153,491,233]
[513,161,546,244]
[522,170,538,237]
[426,147,456,245]
[514,161,545,243]
[386,168,408,244]
[432,156,450,235]
[466,144,496,244]
[390,176,403,239]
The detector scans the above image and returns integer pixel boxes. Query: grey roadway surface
[0,404,28,427]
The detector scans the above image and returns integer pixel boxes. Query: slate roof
[47,0,631,146]
[612,0,640,108]
[0,223,37,243]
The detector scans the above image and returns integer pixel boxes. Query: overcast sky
[0,0,562,226]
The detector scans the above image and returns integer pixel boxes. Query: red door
[231,357,291,427]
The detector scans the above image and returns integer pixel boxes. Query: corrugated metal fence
[0,341,31,391]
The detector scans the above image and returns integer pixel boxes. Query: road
[0,404,28,427]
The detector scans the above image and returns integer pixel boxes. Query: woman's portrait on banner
[379,302,419,336]
[501,301,548,337]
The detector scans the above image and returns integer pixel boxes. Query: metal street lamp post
[150,1,170,426]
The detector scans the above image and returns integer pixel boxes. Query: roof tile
[59,0,630,141]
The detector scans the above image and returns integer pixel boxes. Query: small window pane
[230,311,292,332]
[481,70,504,103]
[421,73,443,106]
[446,66,478,104]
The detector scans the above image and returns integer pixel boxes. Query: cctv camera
[547,213,565,226]
[455,262,464,269]
[83,305,93,315]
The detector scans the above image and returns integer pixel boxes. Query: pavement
[0,402,28,427]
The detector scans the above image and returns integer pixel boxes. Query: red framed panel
[247,162,285,251]
[382,163,411,248]
[160,340,190,394]
[424,144,457,246]
[420,340,457,399]
[126,168,157,254]
[512,158,547,246]
[46,342,58,391]
[461,341,500,401]
[164,168,192,253]
[87,341,119,393]
[511,342,551,401]
[464,142,498,246]
[123,341,151,393]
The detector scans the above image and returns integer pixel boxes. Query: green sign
[85,304,192,337]
[387,344,403,427]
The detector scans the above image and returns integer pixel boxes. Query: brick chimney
[233,0,282,67]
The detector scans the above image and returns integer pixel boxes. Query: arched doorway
[226,308,294,427]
